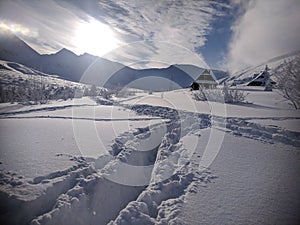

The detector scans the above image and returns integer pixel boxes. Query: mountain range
[0,30,228,91]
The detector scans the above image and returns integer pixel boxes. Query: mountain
[0,30,228,91]
[39,48,95,81]
[38,49,121,82]
[77,62,196,91]
[0,30,120,82]
[174,64,228,81]
[0,59,81,88]
[0,29,40,66]
[226,50,300,84]
[79,62,230,91]
[104,65,195,91]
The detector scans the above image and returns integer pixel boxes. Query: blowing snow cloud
[226,0,300,72]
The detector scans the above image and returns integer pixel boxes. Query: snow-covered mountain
[0,29,40,66]
[0,30,228,90]
[38,49,116,82]
[175,64,228,81]
[101,65,196,91]
[0,59,81,87]
[226,50,300,85]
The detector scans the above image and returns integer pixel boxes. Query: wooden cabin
[191,69,218,90]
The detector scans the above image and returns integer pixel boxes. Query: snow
[0,60,81,88]
[0,96,165,224]
[176,131,300,225]
[1,85,299,225]
[0,97,96,114]
[227,51,300,84]
[0,118,79,178]
[120,88,299,118]
[250,118,300,133]
[0,98,164,177]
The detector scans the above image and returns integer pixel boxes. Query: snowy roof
[196,69,218,84]
[244,70,270,86]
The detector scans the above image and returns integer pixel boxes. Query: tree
[0,85,3,103]
[89,84,97,96]
[263,65,273,91]
[273,56,300,109]
[192,84,247,104]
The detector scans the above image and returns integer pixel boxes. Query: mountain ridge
[0,31,228,90]
[226,50,300,84]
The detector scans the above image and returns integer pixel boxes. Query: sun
[73,20,120,57]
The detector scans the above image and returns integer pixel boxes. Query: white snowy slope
[226,50,300,84]
[0,60,81,88]
[0,85,299,225]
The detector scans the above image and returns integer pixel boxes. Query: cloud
[0,0,228,68]
[93,0,227,67]
[0,0,89,53]
[226,0,300,72]
[104,40,208,69]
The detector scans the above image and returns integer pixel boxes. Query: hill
[226,50,300,85]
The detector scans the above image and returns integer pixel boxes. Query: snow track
[226,117,300,147]
[0,156,94,225]
[1,115,162,122]
[1,101,299,225]
[0,104,95,117]
[27,104,211,225]
[30,123,167,225]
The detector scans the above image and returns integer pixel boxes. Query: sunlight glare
[73,20,120,57]
[0,21,35,37]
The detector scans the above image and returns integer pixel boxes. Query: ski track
[0,104,96,117]
[0,102,299,225]
[0,115,163,122]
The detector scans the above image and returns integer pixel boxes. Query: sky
[0,0,300,72]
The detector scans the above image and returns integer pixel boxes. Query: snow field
[0,86,299,225]
[176,131,300,225]
[0,155,95,225]
[29,105,216,225]
[30,124,167,225]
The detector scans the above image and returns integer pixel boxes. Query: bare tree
[273,56,300,109]
[89,84,97,97]
[192,85,247,104]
